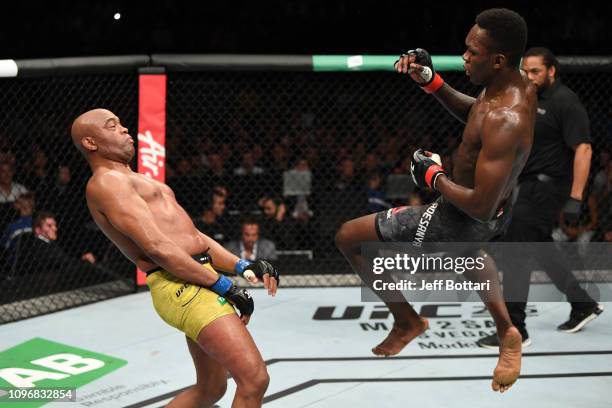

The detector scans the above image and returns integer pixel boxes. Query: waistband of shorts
[145,252,210,277]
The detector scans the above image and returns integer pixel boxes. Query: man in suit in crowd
[225,220,277,261]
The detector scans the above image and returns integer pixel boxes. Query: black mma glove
[396,48,445,93]
[235,259,280,286]
[562,197,582,224]
[411,149,447,191]
[210,274,254,317]
[224,284,254,316]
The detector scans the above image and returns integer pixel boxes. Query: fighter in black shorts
[376,196,512,244]
[335,9,535,393]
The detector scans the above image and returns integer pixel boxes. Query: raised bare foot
[492,326,522,393]
[372,317,429,356]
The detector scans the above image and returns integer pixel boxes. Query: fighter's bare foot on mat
[372,317,429,356]
[492,326,522,393]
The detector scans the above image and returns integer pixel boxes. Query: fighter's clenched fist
[394,48,445,93]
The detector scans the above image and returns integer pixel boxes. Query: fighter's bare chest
[129,175,172,203]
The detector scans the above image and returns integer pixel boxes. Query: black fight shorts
[375,196,512,245]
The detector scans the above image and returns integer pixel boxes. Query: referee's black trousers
[502,179,596,334]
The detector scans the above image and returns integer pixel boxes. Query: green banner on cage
[312,55,464,71]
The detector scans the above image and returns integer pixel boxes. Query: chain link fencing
[0,74,138,323]
[166,70,611,285]
[1,65,610,322]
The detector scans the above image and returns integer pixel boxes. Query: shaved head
[71,108,112,154]
[71,108,134,164]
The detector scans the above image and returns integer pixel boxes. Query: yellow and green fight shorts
[146,259,236,341]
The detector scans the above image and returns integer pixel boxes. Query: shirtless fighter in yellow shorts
[71,108,280,408]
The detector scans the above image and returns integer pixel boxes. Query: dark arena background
[0,2,611,407]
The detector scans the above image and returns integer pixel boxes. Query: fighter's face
[75,110,134,163]
[94,113,135,162]
[462,25,498,86]
[521,56,555,93]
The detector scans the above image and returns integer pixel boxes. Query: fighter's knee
[237,365,269,397]
[251,366,270,393]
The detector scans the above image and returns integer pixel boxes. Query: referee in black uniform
[478,47,603,348]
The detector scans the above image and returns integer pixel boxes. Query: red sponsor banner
[136,74,167,286]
